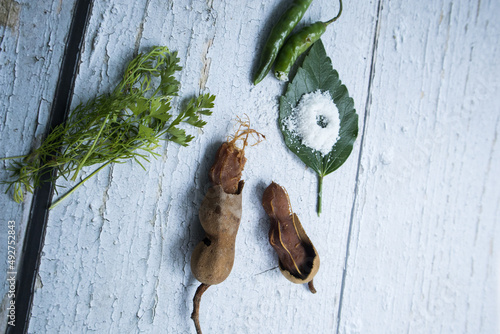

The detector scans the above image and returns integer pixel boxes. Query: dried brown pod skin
[262,182,320,288]
[191,181,244,285]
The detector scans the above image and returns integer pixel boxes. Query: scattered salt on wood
[284,89,340,155]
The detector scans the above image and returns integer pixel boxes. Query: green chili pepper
[253,0,314,85]
[274,0,343,82]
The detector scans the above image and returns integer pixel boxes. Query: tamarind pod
[190,182,244,286]
[262,182,320,287]
[191,119,263,334]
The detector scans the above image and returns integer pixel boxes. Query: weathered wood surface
[338,1,500,333]
[0,0,78,330]
[1,0,498,333]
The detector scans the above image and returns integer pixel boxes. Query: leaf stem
[317,174,324,216]
[49,160,114,210]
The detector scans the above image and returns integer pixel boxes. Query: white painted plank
[27,1,155,331]
[28,0,378,333]
[0,0,77,331]
[337,0,500,333]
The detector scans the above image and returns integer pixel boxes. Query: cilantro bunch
[3,46,214,208]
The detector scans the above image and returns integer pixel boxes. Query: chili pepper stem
[191,283,211,334]
[317,174,324,216]
[325,0,343,25]
[49,159,114,210]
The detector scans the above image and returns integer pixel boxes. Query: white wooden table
[1,0,499,333]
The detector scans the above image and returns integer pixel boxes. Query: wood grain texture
[337,0,500,333]
[0,0,498,333]
[0,0,77,331]
[26,0,378,332]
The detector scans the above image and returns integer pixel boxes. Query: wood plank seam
[335,0,384,332]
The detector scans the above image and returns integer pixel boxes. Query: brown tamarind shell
[190,182,243,286]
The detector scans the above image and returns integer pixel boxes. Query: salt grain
[284,90,340,155]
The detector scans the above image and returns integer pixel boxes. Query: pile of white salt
[284,89,340,155]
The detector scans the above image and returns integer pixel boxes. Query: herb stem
[317,174,323,216]
[71,114,110,181]
[50,160,114,210]
[0,155,27,161]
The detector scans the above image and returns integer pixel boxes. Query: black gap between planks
[6,0,94,333]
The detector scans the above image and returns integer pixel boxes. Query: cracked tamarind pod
[190,118,264,334]
[262,182,320,293]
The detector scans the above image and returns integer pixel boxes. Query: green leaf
[181,94,215,127]
[167,126,190,146]
[159,51,182,96]
[149,97,172,122]
[139,124,155,138]
[130,98,149,116]
[279,39,358,215]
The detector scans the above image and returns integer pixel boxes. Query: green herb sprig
[2,46,215,208]
[279,40,358,216]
